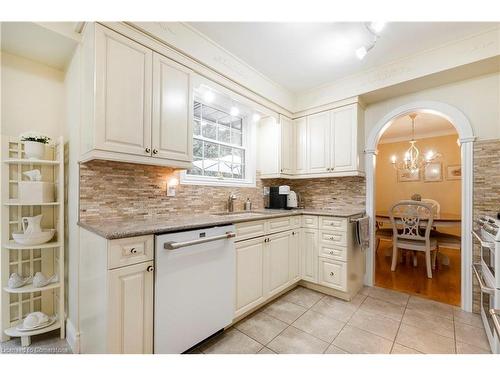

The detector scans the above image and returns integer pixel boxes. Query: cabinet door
[307,111,330,173]
[301,228,318,283]
[280,115,295,174]
[257,116,280,176]
[289,230,300,283]
[331,105,356,171]
[235,237,266,317]
[152,53,193,162]
[318,258,347,291]
[95,25,153,156]
[267,231,292,296]
[294,117,308,174]
[108,261,154,354]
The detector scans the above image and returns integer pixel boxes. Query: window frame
[181,100,256,188]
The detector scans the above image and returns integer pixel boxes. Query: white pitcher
[21,214,43,235]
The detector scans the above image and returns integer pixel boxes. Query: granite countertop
[78,208,365,240]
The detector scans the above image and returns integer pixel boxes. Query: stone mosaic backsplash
[79,160,366,221]
[472,139,500,312]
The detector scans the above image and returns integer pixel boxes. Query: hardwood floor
[375,240,461,306]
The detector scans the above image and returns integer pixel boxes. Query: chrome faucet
[227,193,237,212]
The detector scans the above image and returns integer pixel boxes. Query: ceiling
[1,22,80,70]
[379,112,456,144]
[188,22,498,93]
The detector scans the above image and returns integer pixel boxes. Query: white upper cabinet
[280,115,295,175]
[306,111,330,174]
[95,25,153,157]
[257,116,281,178]
[152,53,193,162]
[294,117,308,174]
[330,105,357,171]
[80,23,193,169]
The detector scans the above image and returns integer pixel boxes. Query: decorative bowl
[12,229,55,245]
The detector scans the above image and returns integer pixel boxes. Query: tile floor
[0,331,71,354]
[195,286,492,354]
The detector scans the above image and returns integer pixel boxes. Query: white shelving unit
[1,136,65,347]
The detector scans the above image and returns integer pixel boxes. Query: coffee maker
[266,185,290,209]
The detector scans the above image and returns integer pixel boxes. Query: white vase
[24,141,46,159]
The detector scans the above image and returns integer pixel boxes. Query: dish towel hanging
[355,216,370,251]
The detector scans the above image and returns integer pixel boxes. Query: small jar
[244,198,252,211]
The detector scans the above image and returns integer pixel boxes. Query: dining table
[375,211,462,265]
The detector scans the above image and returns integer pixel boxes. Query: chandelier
[390,113,441,173]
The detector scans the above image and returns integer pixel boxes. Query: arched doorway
[364,100,475,311]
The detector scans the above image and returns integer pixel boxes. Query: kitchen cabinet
[301,228,319,283]
[80,23,193,169]
[267,230,299,295]
[94,24,153,157]
[307,111,331,174]
[152,53,193,162]
[280,115,295,175]
[318,258,347,291]
[294,117,308,174]
[108,261,154,354]
[235,237,266,317]
[257,116,281,178]
[330,105,358,171]
[79,230,154,354]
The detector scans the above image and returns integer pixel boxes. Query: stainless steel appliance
[472,214,500,354]
[154,225,236,353]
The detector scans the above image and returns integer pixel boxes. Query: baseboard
[66,318,81,354]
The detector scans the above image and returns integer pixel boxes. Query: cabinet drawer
[267,216,296,234]
[302,215,318,229]
[235,220,267,241]
[320,230,347,246]
[108,235,154,270]
[290,215,301,227]
[318,258,347,291]
[319,244,347,261]
[319,216,347,231]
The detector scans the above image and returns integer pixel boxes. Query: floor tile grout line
[389,295,409,354]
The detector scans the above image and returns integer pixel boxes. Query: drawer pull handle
[145,147,151,153]
[130,248,137,254]
[330,272,335,277]
[147,265,154,273]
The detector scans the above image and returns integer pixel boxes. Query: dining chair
[421,198,441,215]
[389,200,438,278]
[375,221,393,253]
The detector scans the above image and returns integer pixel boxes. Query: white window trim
[181,115,257,188]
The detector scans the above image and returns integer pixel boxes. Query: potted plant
[19,132,51,160]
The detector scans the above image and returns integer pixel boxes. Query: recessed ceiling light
[369,22,386,34]
[203,91,215,103]
[252,113,261,122]
[230,106,240,117]
[355,46,368,60]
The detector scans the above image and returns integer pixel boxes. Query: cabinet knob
[153,149,158,155]
[330,272,335,277]
[145,147,151,153]
[329,251,334,255]
[147,265,154,272]
[130,247,137,254]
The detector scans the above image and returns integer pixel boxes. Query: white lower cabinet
[108,261,154,354]
[235,237,266,317]
[301,228,318,283]
[234,229,300,318]
[318,258,347,292]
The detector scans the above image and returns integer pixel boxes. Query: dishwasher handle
[163,231,236,250]
[472,263,495,295]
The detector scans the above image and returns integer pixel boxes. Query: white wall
[364,72,500,142]
[63,46,81,352]
[1,52,64,138]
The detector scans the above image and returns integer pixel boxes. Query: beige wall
[365,72,500,142]
[1,52,64,138]
[376,134,461,219]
